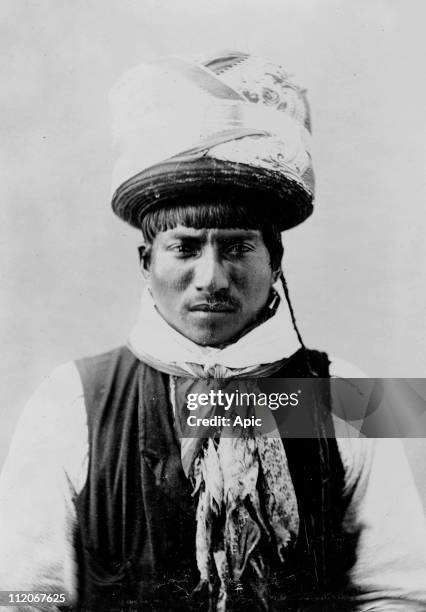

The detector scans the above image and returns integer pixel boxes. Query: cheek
[249,274,274,299]
[235,258,273,293]
[149,260,193,294]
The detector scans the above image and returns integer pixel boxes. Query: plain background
[1,0,426,503]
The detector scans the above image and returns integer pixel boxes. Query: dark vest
[74,346,358,612]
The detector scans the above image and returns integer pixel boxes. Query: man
[1,51,426,611]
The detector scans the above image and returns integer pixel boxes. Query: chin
[188,328,240,348]
[190,334,227,347]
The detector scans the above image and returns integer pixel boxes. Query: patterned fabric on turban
[109,51,315,231]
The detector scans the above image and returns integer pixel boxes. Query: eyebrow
[165,230,260,241]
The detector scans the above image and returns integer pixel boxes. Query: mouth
[189,303,237,314]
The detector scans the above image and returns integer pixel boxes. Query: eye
[226,243,254,255]
[168,243,199,257]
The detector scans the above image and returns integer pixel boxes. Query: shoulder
[4,361,88,493]
[328,355,368,379]
[74,345,141,417]
[18,361,85,438]
[3,347,141,497]
[289,350,367,378]
[22,345,134,423]
[75,345,138,387]
[325,355,372,490]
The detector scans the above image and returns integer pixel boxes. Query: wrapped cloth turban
[110,51,314,231]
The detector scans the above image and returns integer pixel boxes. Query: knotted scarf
[170,374,299,612]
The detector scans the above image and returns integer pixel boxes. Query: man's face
[143,225,278,346]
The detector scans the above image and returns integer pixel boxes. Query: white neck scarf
[127,285,301,377]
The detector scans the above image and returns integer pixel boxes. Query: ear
[138,244,151,280]
[271,266,281,285]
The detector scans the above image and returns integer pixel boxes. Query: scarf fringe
[192,435,299,611]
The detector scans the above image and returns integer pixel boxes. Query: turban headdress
[110,51,314,230]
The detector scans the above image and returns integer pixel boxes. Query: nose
[193,247,230,292]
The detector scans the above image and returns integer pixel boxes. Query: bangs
[141,202,270,244]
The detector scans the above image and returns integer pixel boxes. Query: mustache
[188,291,240,310]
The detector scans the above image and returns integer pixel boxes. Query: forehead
[154,225,265,244]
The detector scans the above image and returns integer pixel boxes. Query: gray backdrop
[1,0,426,503]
